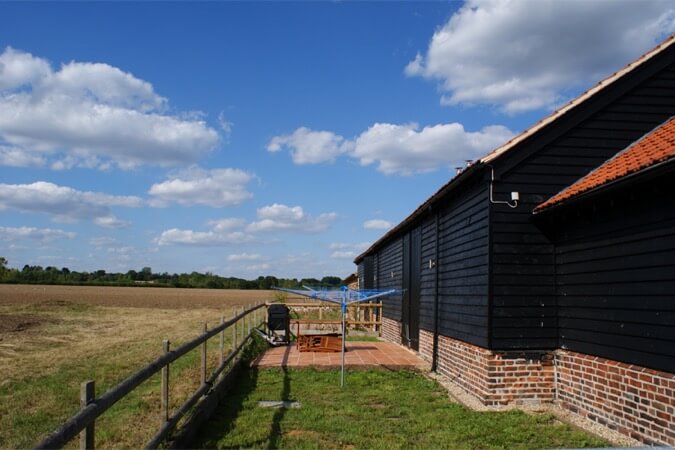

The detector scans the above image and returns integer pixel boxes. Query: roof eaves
[534,116,675,212]
[532,155,675,216]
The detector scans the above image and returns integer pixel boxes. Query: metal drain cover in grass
[257,401,301,409]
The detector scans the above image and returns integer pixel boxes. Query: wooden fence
[283,302,382,333]
[35,302,266,450]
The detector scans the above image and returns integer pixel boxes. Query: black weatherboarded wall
[537,168,675,373]
[376,237,403,321]
[488,54,675,351]
[357,39,675,369]
[431,178,490,348]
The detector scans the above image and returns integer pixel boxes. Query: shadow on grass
[266,350,291,450]
[193,342,293,449]
[193,366,260,449]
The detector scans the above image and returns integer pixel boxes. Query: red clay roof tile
[534,117,675,212]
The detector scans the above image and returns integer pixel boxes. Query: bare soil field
[0,284,273,308]
[0,285,274,448]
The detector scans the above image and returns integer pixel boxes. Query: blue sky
[1,1,673,279]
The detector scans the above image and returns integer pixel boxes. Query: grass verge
[194,367,610,449]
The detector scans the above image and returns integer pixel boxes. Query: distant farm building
[343,272,359,289]
[356,35,675,446]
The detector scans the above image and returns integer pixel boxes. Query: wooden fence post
[201,323,207,385]
[161,340,170,425]
[219,317,225,366]
[240,307,245,343]
[233,311,238,350]
[80,380,95,450]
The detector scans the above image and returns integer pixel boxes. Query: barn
[355,35,675,445]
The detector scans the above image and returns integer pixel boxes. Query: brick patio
[252,341,429,370]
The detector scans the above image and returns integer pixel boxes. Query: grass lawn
[194,367,610,449]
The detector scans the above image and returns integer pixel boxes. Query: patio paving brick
[252,341,429,370]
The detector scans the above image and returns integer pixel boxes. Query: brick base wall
[418,329,434,363]
[435,335,555,406]
[381,316,403,345]
[557,350,675,445]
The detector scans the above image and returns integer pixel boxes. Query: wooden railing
[34,302,266,450]
[283,302,382,334]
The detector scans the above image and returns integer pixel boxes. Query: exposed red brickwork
[536,117,675,212]
[488,352,555,405]
[436,335,492,403]
[435,335,555,406]
[557,350,675,446]
[418,329,434,363]
[381,316,403,345]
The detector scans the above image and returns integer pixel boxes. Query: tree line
[0,257,344,290]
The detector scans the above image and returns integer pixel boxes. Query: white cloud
[0,145,45,167]
[267,127,353,164]
[157,204,336,246]
[330,251,357,259]
[227,253,264,262]
[209,218,247,232]
[0,181,142,225]
[157,228,254,246]
[329,242,369,259]
[0,47,51,90]
[148,167,254,207]
[156,217,254,246]
[89,236,118,248]
[328,242,369,251]
[247,203,337,233]
[94,216,129,229]
[244,263,272,272]
[270,122,513,175]
[405,0,675,114]
[0,47,220,169]
[218,112,233,142]
[0,226,75,242]
[105,245,136,263]
[355,122,513,174]
[363,219,392,230]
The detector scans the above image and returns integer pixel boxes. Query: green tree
[141,267,152,281]
[321,276,342,287]
[0,257,7,281]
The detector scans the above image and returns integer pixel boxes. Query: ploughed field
[0,284,270,309]
[0,284,273,449]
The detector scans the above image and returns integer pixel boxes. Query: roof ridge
[481,33,675,165]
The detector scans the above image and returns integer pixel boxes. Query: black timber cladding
[536,165,675,373]
[356,41,675,362]
[419,214,437,335]
[358,256,375,290]
[377,237,403,321]
[488,57,675,351]
[433,179,490,347]
[371,173,490,348]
